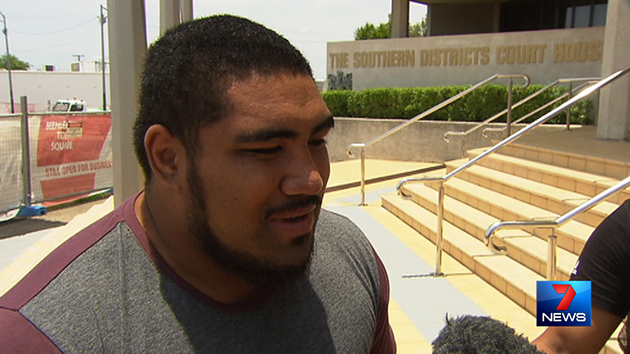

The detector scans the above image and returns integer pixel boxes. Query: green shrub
[321,90,354,117]
[322,84,593,125]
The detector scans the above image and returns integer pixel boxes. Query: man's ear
[144,125,186,189]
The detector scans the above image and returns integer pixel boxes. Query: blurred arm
[532,307,623,354]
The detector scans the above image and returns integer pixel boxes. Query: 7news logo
[537,281,591,326]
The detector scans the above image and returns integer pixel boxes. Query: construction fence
[0,97,113,218]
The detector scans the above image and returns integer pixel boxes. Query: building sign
[327,27,604,90]
[330,41,601,70]
[34,114,113,201]
[0,114,113,216]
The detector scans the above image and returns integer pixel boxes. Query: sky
[0,0,427,80]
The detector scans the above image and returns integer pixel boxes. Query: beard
[185,160,319,289]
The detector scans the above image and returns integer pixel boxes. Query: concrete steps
[469,145,630,204]
[382,192,542,316]
[397,181,578,282]
[381,142,628,338]
[427,170,595,255]
[450,162,620,229]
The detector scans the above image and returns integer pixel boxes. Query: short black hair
[133,14,313,182]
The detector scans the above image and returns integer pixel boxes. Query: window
[500,0,607,32]
[563,0,608,29]
[52,102,70,112]
[70,104,84,112]
[593,4,607,26]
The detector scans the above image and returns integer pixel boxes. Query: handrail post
[547,228,557,280]
[595,88,601,125]
[566,82,573,131]
[435,182,445,276]
[20,96,32,208]
[506,78,514,137]
[360,146,367,206]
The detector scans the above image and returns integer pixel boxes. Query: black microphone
[432,315,545,354]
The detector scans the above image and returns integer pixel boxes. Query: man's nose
[280,153,324,196]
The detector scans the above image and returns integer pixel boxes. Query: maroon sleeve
[369,251,397,354]
[0,308,61,353]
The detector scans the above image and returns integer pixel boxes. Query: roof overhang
[411,0,507,4]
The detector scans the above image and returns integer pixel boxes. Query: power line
[12,17,97,35]
[15,37,93,53]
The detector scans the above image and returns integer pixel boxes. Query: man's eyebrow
[235,128,297,143]
[235,115,334,143]
[312,115,335,135]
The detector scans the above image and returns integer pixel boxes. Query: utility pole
[0,11,15,113]
[100,5,108,111]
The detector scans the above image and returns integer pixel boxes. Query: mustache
[265,195,322,219]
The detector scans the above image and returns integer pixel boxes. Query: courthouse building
[327,0,630,141]
[96,0,628,205]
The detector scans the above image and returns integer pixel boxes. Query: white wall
[0,71,110,113]
[326,118,566,163]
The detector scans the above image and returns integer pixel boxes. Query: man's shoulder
[0,307,62,353]
[317,208,362,232]
[611,199,630,228]
[0,200,133,312]
[314,208,376,265]
[316,208,373,247]
[0,198,145,353]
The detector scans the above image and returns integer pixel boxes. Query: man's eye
[309,139,327,148]
[247,146,282,155]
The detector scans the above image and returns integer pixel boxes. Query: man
[533,199,630,354]
[0,15,396,353]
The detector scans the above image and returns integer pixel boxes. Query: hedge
[322,85,593,125]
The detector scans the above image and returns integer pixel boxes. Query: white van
[51,99,87,113]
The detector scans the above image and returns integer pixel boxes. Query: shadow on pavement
[0,218,66,240]
[0,193,112,241]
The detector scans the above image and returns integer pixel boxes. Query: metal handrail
[346,74,530,205]
[395,64,630,276]
[482,80,597,137]
[445,77,599,158]
[485,175,630,280]
[30,110,112,117]
[0,113,21,119]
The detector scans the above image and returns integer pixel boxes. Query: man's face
[185,73,333,288]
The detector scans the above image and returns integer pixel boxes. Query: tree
[354,22,391,40]
[409,17,428,37]
[354,15,427,40]
[0,54,31,70]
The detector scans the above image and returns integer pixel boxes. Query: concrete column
[391,0,410,38]
[160,0,180,35]
[107,0,147,207]
[180,0,193,22]
[426,4,434,36]
[597,0,630,140]
[491,3,501,33]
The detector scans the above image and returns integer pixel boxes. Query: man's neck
[134,191,259,304]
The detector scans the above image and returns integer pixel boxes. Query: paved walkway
[0,228,53,271]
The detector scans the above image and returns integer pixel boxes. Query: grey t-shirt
[0,194,396,353]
